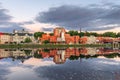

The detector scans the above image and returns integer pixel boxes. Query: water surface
[0,48,120,80]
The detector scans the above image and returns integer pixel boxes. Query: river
[0,47,120,80]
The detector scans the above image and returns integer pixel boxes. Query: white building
[86,36,96,44]
[0,29,35,44]
[0,34,11,44]
[11,29,35,44]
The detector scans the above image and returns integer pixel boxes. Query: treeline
[67,31,120,38]
[69,53,120,60]
[34,31,120,39]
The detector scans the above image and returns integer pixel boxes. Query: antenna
[80,27,82,37]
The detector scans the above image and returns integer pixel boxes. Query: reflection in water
[0,48,120,80]
[0,48,120,64]
[0,49,34,63]
[23,58,55,66]
[38,48,120,64]
[5,67,40,80]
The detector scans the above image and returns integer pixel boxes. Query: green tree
[43,40,50,44]
[85,32,91,36]
[24,37,32,43]
[116,32,120,37]
[43,49,50,52]
[90,32,99,37]
[104,53,118,58]
[24,50,32,55]
[68,30,79,36]
[102,32,116,38]
[34,52,43,58]
[49,33,54,36]
[69,55,79,60]
[34,32,44,39]
[79,32,85,37]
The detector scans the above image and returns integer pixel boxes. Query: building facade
[40,27,81,44]
[11,29,35,44]
[0,33,11,44]
[0,29,35,44]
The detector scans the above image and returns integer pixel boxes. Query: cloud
[0,4,24,32]
[5,67,40,80]
[42,27,53,32]
[0,23,24,32]
[36,3,120,31]
[23,22,59,33]
[18,21,34,25]
[23,58,55,67]
[0,3,11,22]
[0,8,11,24]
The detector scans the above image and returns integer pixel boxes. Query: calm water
[0,47,120,80]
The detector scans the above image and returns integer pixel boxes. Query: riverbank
[0,44,108,48]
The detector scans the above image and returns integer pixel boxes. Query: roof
[0,32,3,35]
[11,33,33,36]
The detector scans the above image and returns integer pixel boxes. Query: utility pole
[80,27,81,38]
[79,27,82,44]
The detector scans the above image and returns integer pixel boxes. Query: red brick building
[39,27,120,44]
[40,27,81,44]
[40,34,50,43]
[80,36,87,44]
[53,27,66,37]
[38,47,120,64]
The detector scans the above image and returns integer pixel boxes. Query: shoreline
[0,44,109,48]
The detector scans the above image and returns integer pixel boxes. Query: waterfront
[0,47,120,80]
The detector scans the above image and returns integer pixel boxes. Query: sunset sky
[0,0,120,33]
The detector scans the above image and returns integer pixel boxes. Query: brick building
[40,27,80,44]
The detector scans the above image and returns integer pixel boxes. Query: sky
[0,0,120,33]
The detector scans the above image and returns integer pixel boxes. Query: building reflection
[0,49,35,63]
[38,48,120,64]
[0,48,120,64]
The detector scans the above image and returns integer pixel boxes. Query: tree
[79,32,85,37]
[24,37,32,43]
[69,55,79,60]
[68,30,79,36]
[116,32,120,37]
[34,32,44,39]
[43,49,50,52]
[102,32,116,38]
[34,52,43,58]
[104,53,118,58]
[85,32,91,36]
[24,50,32,55]
[43,40,50,44]
[49,33,54,36]
[90,32,99,37]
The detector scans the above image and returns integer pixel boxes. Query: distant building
[0,49,34,63]
[11,29,35,44]
[54,27,66,37]
[96,37,104,44]
[80,36,96,44]
[87,36,96,44]
[50,36,57,43]
[80,36,88,44]
[65,34,80,44]
[39,27,120,45]
[40,34,51,44]
[0,29,35,44]
[54,27,66,43]
[53,50,66,64]
[0,33,11,44]
[40,27,80,44]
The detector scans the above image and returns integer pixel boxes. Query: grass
[0,44,108,48]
